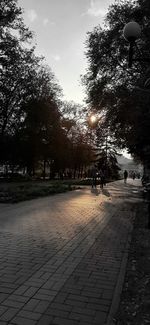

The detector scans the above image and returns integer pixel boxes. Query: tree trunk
[43,160,46,180]
[74,167,77,179]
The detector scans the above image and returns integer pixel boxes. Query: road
[0,179,142,325]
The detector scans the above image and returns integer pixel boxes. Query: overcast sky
[18,0,114,104]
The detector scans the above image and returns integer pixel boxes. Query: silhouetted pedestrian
[132,172,136,180]
[91,165,98,188]
[124,170,128,183]
[99,169,105,189]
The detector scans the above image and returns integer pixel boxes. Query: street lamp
[123,21,141,42]
[123,21,150,68]
[123,21,141,68]
[123,21,150,227]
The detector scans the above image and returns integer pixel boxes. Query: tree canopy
[0,1,94,178]
[84,0,150,166]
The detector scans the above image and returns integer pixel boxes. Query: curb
[105,228,133,325]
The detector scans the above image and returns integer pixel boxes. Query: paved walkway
[0,179,142,325]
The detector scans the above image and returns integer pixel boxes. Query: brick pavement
[0,180,142,324]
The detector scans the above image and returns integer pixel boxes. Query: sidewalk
[0,180,142,324]
[114,186,150,325]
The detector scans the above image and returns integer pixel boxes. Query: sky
[18,0,114,105]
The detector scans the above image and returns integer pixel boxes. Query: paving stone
[45,307,69,318]
[0,283,17,289]
[0,307,18,321]
[0,306,8,317]
[33,293,55,302]
[2,299,24,309]
[37,314,54,325]
[37,288,56,296]
[23,287,39,298]
[79,313,94,323]
[0,294,9,304]
[67,294,89,303]
[65,299,87,308]
[53,293,68,304]
[71,306,95,315]
[11,316,36,325]
[17,310,41,320]
[102,290,114,299]
[13,286,29,296]
[23,299,40,311]
[0,180,141,325]
[93,310,107,323]
[8,295,29,303]
[51,302,72,312]
[0,287,14,294]
[34,300,50,313]
[53,317,79,325]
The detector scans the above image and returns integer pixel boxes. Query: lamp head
[123,21,141,42]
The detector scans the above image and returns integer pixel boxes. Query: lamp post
[123,21,150,227]
[123,21,141,67]
[123,21,150,68]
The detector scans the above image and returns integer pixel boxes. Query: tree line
[0,0,96,179]
[83,0,150,174]
[2,0,143,181]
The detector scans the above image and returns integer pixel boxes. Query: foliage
[0,0,35,136]
[0,181,78,203]
[0,1,95,178]
[0,1,64,175]
[90,119,121,179]
[83,0,150,165]
[60,101,95,177]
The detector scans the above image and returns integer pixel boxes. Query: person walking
[132,172,136,180]
[124,170,128,184]
[99,169,105,189]
[91,165,98,188]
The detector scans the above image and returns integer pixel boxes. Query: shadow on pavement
[101,188,111,197]
[91,188,100,196]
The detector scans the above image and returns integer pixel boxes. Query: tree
[60,101,94,177]
[0,1,95,177]
[88,116,121,179]
[0,0,64,174]
[15,97,66,176]
[83,0,150,166]
[0,0,33,134]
